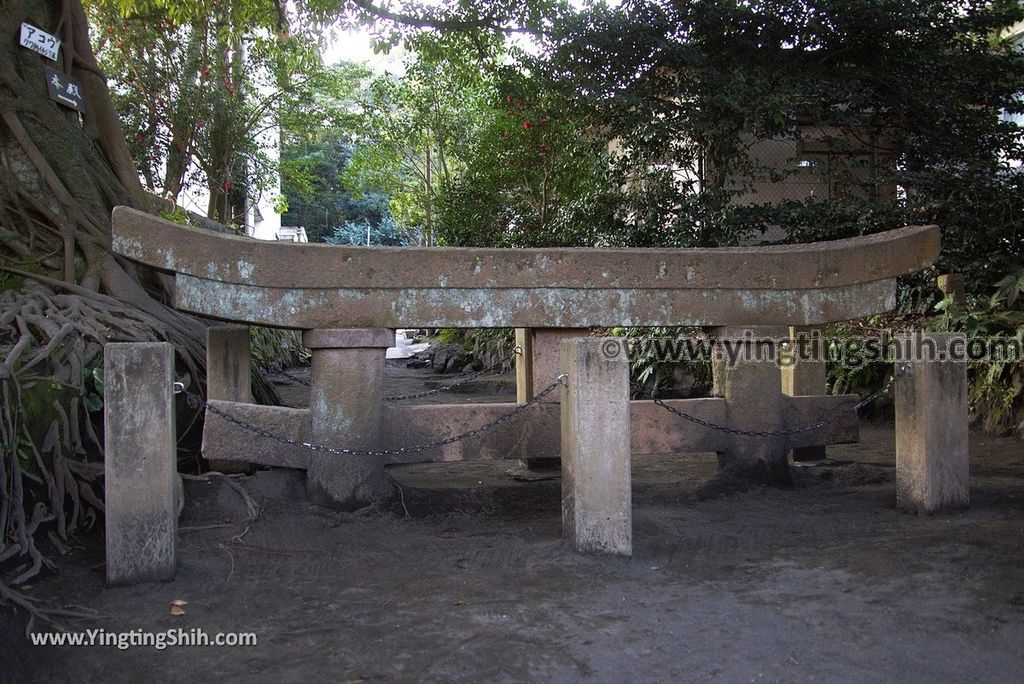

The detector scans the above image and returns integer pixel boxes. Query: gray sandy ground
[3,363,1023,683]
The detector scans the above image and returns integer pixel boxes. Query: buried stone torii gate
[104,206,967,579]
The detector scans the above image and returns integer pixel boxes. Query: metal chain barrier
[382,347,521,401]
[178,373,565,458]
[634,367,908,438]
[260,347,521,402]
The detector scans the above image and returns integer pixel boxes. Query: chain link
[382,348,521,401]
[635,368,907,438]
[187,373,565,458]
[260,348,521,402]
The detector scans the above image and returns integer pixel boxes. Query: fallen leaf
[170,599,187,616]
[452,599,465,607]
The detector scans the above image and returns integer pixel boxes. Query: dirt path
[3,366,1023,683]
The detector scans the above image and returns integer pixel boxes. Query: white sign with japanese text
[20,23,60,62]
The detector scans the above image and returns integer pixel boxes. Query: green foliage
[324,216,414,246]
[537,0,1024,263]
[343,34,499,244]
[280,130,393,243]
[88,0,338,225]
[608,327,714,397]
[932,264,1024,434]
[435,75,624,247]
[433,328,517,372]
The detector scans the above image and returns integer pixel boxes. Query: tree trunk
[0,0,265,596]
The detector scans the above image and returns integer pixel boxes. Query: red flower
[202,67,210,76]
[501,130,509,139]
[506,95,513,104]
[224,181,233,190]
[115,41,124,49]
[522,121,533,130]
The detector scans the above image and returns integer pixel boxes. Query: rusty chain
[178,364,907,456]
[181,373,565,458]
[633,367,908,438]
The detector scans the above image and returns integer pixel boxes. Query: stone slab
[206,326,252,402]
[302,328,394,349]
[561,338,632,556]
[113,207,940,291]
[196,395,859,468]
[104,342,177,585]
[202,401,311,469]
[895,333,970,514]
[173,276,901,329]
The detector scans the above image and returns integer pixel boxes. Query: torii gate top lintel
[111,206,940,329]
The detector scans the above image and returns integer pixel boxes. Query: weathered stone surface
[784,395,859,447]
[429,342,469,374]
[561,338,632,556]
[711,326,791,484]
[302,328,394,349]
[113,207,940,329]
[113,207,939,291]
[206,326,254,474]
[895,333,970,514]
[207,326,252,401]
[381,403,560,463]
[104,342,177,585]
[515,328,588,471]
[196,395,858,468]
[304,329,392,508]
[781,325,829,461]
[203,401,311,469]
[173,276,900,329]
[518,328,588,401]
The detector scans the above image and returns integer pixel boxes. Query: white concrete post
[104,342,178,585]
[895,332,970,514]
[560,337,632,556]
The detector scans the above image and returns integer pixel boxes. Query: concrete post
[781,325,828,462]
[516,327,587,473]
[895,332,969,514]
[711,326,791,485]
[205,326,253,474]
[303,328,394,509]
[560,337,632,556]
[104,342,177,585]
[207,325,252,402]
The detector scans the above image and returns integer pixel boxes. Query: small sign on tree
[44,67,85,113]
[19,23,60,62]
